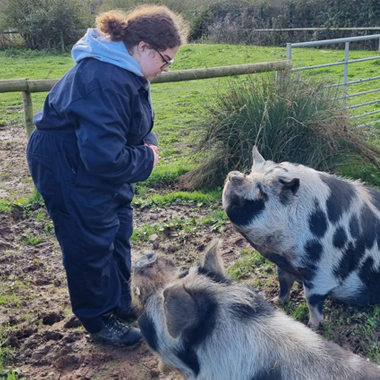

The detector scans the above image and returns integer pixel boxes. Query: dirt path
[0,124,249,380]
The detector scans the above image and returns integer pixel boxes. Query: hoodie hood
[72,28,154,117]
[72,28,144,77]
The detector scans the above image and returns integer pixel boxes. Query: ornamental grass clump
[181,74,380,189]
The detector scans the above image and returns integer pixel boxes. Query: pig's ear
[252,146,265,167]
[163,285,199,338]
[200,239,225,277]
[279,177,300,203]
[163,284,216,339]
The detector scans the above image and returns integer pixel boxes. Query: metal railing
[286,34,380,123]
[257,27,380,32]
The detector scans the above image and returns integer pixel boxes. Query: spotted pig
[131,239,380,380]
[222,146,380,329]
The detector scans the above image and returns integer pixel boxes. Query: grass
[0,188,45,216]
[22,235,42,246]
[133,190,221,208]
[132,217,198,243]
[0,293,20,306]
[229,249,272,280]
[131,190,226,242]
[131,208,228,243]
[0,200,13,214]
[0,328,25,380]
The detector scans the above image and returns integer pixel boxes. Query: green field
[1,43,380,125]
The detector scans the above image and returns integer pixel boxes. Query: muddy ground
[0,124,254,380]
[1,123,379,380]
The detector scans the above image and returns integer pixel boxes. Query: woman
[26,5,186,346]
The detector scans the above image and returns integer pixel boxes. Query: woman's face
[133,42,180,81]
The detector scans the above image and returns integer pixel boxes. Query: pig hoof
[307,319,322,331]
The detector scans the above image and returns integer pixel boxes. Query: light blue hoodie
[72,28,153,115]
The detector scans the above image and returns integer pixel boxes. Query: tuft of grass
[0,293,20,306]
[43,220,55,235]
[24,235,42,246]
[0,337,13,372]
[0,332,24,380]
[282,300,310,325]
[181,74,380,189]
[133,190,221,209]
[0,200,13,214]
[229,250,273,280]
[139,160,192,189]
[199,210,228,232]
[23,188,45,210]
[35,212,47,222]
[0,189,45,215]
[338,160,380,188]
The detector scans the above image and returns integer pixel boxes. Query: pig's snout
[134,253,157,269]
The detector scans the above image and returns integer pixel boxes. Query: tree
[1,0,94,50]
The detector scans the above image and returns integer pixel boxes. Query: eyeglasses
[153,47,174,69]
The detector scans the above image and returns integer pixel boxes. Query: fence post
[21,80,35,139]
[60,32,65,52]
[343,41,350,107]
[286,43,292,60]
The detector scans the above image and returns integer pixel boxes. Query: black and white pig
[131,239,380,380]
[223,146,380,329]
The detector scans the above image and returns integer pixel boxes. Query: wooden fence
[0,60,292,138]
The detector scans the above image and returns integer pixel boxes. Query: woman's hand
[145,143,159,167]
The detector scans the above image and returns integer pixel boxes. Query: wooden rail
[0,60,292,138]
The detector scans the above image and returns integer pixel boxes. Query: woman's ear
[137,41,149,52]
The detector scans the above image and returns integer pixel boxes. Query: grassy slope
[1,44,380,365]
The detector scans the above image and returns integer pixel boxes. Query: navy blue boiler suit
[26,58,156,333]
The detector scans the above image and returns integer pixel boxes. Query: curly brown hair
[96,5,187,51]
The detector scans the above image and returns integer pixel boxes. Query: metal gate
[286,34,380,125]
